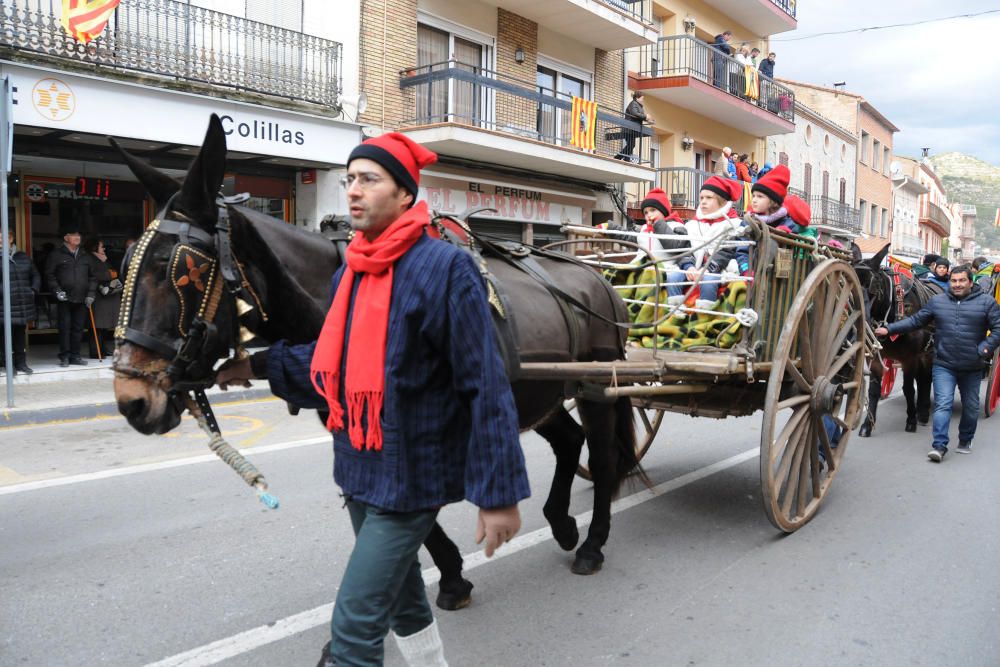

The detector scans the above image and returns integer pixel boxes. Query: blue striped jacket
[266,233,531,512]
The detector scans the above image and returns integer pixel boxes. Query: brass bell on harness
[235,297,255,317]
[239,325,256,344]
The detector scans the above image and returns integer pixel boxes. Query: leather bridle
[114,192,255,393]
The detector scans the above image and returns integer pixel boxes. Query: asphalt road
[2,387,999,667]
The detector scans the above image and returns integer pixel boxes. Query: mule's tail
[612,396,648,496]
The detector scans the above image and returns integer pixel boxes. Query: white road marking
[0,436,329,496]
[145,447,760,667]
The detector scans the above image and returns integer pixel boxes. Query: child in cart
[634,188,689,263]
[665,175,747,315]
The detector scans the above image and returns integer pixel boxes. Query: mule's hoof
[571,552,604,575]
[858,425,872,438]
[553,520,579,552]
[905,422,917,433]
[436,578,473,611]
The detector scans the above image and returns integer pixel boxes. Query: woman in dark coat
[84,237,121,358]
[1,230,41,374]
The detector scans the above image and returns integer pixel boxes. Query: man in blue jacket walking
[875,266,1000,461]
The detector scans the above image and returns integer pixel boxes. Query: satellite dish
[889,161,902,178]
[339,92,369,119]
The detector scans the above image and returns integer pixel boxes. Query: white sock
[695,299,717,310]
[394,619,448,667]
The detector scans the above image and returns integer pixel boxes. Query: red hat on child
[639,188,672,217]
[783,194,811,227]
[347,132,438,198]
[752,164,790,205]
[701,175,743,202]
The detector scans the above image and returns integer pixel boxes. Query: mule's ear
[177,114,228,225]
[109,137,180,210]
[868,243,890,270]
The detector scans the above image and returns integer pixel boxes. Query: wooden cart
[535,221,869,533]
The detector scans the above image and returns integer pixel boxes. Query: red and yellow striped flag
[570,96,598,151]
[61,0,121,44]
[994,207,1000,228]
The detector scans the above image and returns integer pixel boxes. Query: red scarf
[310,202,430,450]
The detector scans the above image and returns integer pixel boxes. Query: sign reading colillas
[219,114,305,146]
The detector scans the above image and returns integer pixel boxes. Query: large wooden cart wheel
[985,351,1000,418]
[567,398,664,481]
[760,260,866,532]
[880,359,897,399]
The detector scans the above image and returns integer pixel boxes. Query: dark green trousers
[331,499,439,666]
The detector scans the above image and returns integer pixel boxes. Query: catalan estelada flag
[61,0,121,44]
[744,65,760,101]
[570,96,598,151]
[994,207,1000,228]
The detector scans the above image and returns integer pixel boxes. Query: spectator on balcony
[759,52,776,79]
[732,44,752,98]
[748,161,759,180]
[711,31,733,90]
[735,154,752,183]
[616,91,653,162]
[753,161,773,183]
[750,47,761,67]
[713,146,733,177]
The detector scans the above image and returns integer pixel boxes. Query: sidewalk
[1,346,271,428]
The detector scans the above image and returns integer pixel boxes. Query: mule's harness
[115,193,278,509]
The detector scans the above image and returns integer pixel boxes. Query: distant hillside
[928,152,1000,255]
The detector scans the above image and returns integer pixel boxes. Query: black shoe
[956,441,972,454]
[14,364,33,375]
[59,358,70,367]
[928,448,945,463]
[68,357,88,366]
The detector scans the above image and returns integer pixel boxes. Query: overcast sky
[773,2,1000,166]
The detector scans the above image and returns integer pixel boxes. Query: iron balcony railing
[598,0,654,24]
[0,0,343,107]
[920,201,951,236]
[633,35,795,123]
[770,0,797,19]
[637,167,746,211]
[811,195,861,235]
[399,61,653,166]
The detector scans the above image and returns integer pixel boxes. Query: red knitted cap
[752,164,790,204]
[701,175,742,202]
[784,194,811,227]
[639,188,672,217]
[347,132,438,197]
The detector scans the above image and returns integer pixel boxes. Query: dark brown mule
[854,245,936,437]
[112,115,640,582]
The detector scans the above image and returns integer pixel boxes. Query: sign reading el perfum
[419,181,583,226]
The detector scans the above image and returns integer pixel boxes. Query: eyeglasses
[339,173,385,191]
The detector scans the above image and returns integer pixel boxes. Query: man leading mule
[218,132,529,666]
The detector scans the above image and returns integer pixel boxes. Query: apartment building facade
[1,0,361,267]
[626,0,797,213]
[766,101,860,237]
[951,204,976,263]
[913,160,952,258]
[889,156,928,261]
[356,0,658,243]
[781,80,898,255]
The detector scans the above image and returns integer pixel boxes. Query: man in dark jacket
[711,31,733,90]
[2,230,41,374]
[44,225,97,366]
[875,266,1000,461]
[758,52,775,79]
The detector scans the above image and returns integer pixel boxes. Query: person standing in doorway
[875,266,1000,461]
[1,230,41,375]
[215,132,530,667]
[44,224,97,367]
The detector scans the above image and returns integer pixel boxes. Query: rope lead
[184,393,281,510]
